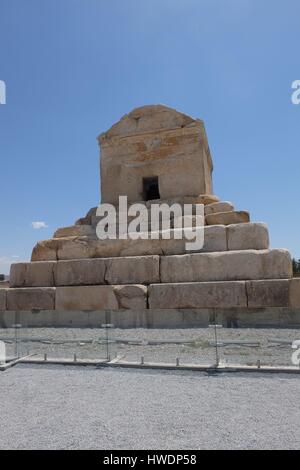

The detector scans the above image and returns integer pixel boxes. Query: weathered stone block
[246,280,290,307]
[10,262,56,288]
[54,225,96,238]
[56,237,118,261]
[203,225,227,252]
[289,278,300,307]
[172,215,202,229]
[118,237,184,257]
[206,211,250,226]
[32,224,228,261]
[54,256,159,286]
[75,207,97,225]
[227,222,269,251]
[56,286,118,310]
[31,239,60,261]
[160,249,292,283]
[195,195,220,206]
[113,285,147,309]
[145,195,220,208]
[7,288,55,311]
[0,289,6,311]
[55,285,147,310]
[148,281,247,309]
[55,259,106,286]
[205,201,234,215]
[56,237,94,260]
[104,256,159,285]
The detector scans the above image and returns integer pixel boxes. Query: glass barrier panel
[217,308,300,369]
[0,311,17,363]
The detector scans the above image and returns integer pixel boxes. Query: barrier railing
[0,309,299,370]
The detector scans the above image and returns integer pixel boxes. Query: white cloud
[31,221,48,229]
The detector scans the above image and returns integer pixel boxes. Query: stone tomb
[2,104,300,315]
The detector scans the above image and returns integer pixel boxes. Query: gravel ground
[1,327,300,367]
[0,365,299,450]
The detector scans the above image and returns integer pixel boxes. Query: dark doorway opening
[143,176,160,201]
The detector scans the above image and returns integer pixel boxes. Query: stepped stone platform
[1,104,299,320]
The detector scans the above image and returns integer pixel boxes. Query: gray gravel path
[0,365,299,450]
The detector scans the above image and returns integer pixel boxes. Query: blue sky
[0,0,300,274]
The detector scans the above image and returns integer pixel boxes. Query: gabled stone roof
[98,104,202,142]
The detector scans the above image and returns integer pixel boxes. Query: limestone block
[55,285,147,310]
[54,256,159,286]
[55,259,106,286]
[52,237,95,261]
[7,288,55,311]
[118,227,226,256]
[54,225,96,238]
[205,201,234,216]
[114,285,148,309]
[289,278,300,307]
[196,195,220,206]
[148,281,247,309]
[104,256,160,285]
[203,225,227,252]
[246,280,290,308]
[160,249,292,283]
[75,217,90,226]
[144,195,220,208]
[172,215,205,229]
[91,214,138,229]
[31,238,60,261]
[227,223,269,251]
[75,207,97,226]
[118,237,185,257]
[32,223,228,262]
[10,262,56,288]
[0,289,6,310]
[206,211,250,226]
[57,237,118,261]
[56,286,118,310]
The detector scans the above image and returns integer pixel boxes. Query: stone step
[149,278,300,309]
[204,201,234,215]
[54,225,96,238]
[89,198,233,230]
[59,207,250,239]
[12,247,290,289]
[4,284,147,311]
[205,211,250,226]
[75,196,221,228]
[10,256,160,288]
[56,215,207,240]
[160,249,292,283]
[143,194,220,208]
[32,222,269,261]
[2,278,300,311]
